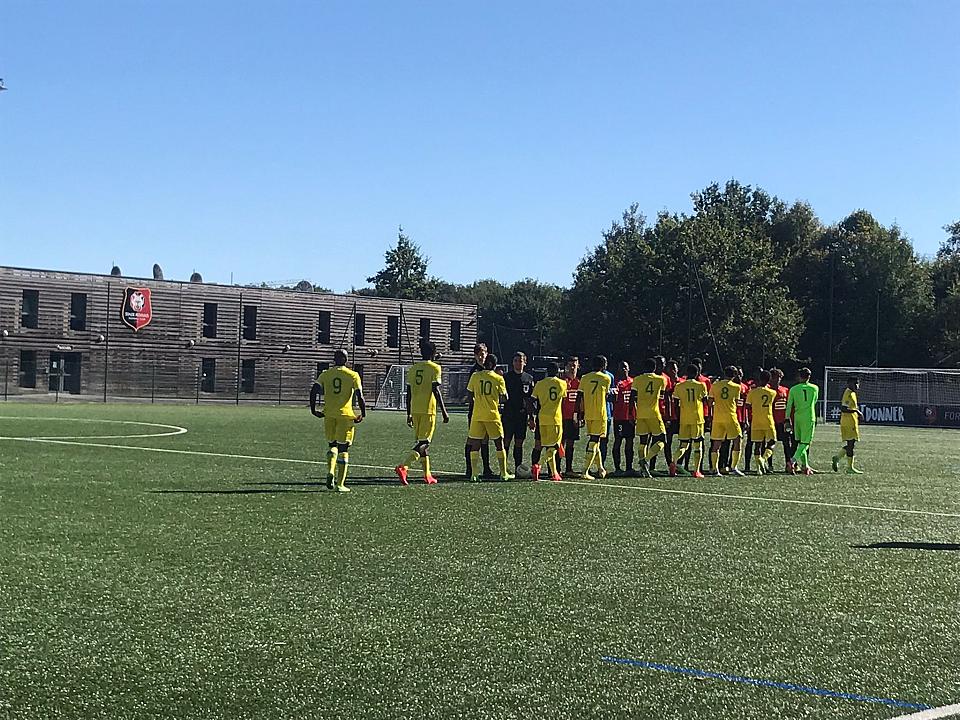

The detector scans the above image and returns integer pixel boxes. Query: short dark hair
[798,367,812,380]
[643,358,657,373]
[770,367,783,378]
[685,363,699,378]
[333,349,348,366]
[485,353,499,369]
[848,375,860,386]
[546,362,560,376]
[724,365,737,379]
[593,355,607,371]
[420,340,437,360]
[758,369,771,385]
[474,343,487,354]
[513,351,527,363]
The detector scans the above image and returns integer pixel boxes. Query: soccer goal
[374,364,476,411]
[823,366,960,429]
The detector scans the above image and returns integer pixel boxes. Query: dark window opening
[21,290,39,329]
[242,305,258,341]
[387,315,400,348]
[354,313,366,346]
[317,311,331,344]
[201,358,216,392]
[19,350,37,388]
[70,293,87,331]
[241,359,256,393]
[450,320,462,352]
[202,303,218,339]
[419,318,431,342]
[354,364,364,382]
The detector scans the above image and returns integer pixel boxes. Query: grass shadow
[852,541,960,552]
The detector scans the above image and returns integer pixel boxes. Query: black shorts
[614,420,636,439]
[665,419,680,435]
[502,413,527,442]
[562,418,580,442]
[776,423,792,442]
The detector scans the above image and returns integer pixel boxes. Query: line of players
[309,342,864,491]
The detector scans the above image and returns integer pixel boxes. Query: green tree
[931,220,960,363]
[366,227,437,300]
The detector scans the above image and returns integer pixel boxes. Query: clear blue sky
[2,1,958,291]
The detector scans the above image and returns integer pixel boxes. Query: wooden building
[0,266,478,402]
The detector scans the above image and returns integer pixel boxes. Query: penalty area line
[888,704,960,719]
[559,479,960,519]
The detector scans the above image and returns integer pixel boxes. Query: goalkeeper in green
[785,367,819,476]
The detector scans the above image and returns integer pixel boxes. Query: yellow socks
[335,452,349,485]
[847,454,855,469]
[543,447,557,476]
[470,450,481,478]
[402,450,419,469]
[420,455,431,477]
[327,447,338,478]
[731,449,741,470]
[692,445,702,473]
[710,450,720,471]
[496,448,508,475]
[646,440,664,462]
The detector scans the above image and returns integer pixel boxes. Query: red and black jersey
[698,374,713,417]
[661,374,678,421]
[561,375,580,420]
[613,378,636,421]
[737,381,753,423]
[772,384,789,424]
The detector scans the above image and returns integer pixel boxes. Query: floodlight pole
[104,283,111,403]
[236,291,243,405]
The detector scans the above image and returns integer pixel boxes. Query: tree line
[358,182,960,374]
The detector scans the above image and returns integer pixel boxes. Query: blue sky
[2,0,958,291]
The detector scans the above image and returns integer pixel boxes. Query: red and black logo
[120,287,153,332]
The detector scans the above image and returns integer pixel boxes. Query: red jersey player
[612,361,636,475]
[560,356,581,476]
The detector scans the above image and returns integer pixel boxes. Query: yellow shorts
[636,416,666,436]
[841,420,860,442]
[750,426,776,443]
[679,422,705,441]
[468,417,504,440]
[412,413,436,442]
[585,418,607,437]
[325,416,356,445]
[711,419,741,441]
[538,422,562,447]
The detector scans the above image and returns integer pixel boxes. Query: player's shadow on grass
[852,541,960,552]
[149,488,319,495]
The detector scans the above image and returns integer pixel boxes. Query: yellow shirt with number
[709,380,741,425]
[467,370,507,422]
[408,361,442,415]
[532,377,567,425]
[746,386,777,430]
[675,379,708,424]
[316,366,362,418]
[841,389,859,428]
[580,371,612,422]
[633,372,666,420]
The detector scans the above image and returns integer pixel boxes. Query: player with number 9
[310,349,366,492]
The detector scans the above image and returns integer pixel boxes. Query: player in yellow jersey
[395,341,450,486]
[310,349,366,492]
[576,355,613,480]
[466,353,511,481]
[832,376,864,474]
[708,366,744,476]
[745,370,778,475]
[674,363,709,478]
[527,362,567,482]
[631,358,667,478]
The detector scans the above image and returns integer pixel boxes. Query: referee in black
[502,351,535,475]
[464,342,495,478]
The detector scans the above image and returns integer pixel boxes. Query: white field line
[0,416,188,440]
[889,704,960,719]
[3,435,960,518]
[556,479,960,519]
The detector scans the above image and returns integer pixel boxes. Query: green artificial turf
[0,403,958,719]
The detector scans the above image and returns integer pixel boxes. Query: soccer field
[1,404,958,720]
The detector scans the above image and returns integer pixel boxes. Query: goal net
[823,366,960,428]
[374,364,476,411]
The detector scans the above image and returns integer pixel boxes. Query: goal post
[374,364,476,411]
[823,366,960,429]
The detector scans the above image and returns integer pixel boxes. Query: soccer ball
[514,464,531,479]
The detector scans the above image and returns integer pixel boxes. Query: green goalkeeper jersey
[785,381,819,423]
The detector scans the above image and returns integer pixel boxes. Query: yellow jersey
[633,372,666,419]
[467,370,507,422]
[746,386,776,429]
[675,379,708,424]
[532,377,567,425]
[841,389,859,424]
[408,360,442,415]
[316,366,362,418]
[710,379,742,425]
[580,371,612,422]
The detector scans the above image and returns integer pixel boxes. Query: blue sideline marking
[601,656,930,711]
